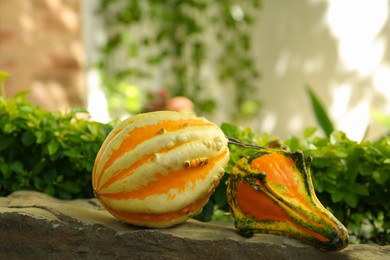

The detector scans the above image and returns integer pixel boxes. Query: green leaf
[0,160,10,179]
[19,105,33,113]
[44,185,55,196]
[287,136,300,151]
[35,131,47,144]
[57,181,82,194]
[303,127,317,139]
[0,137,13,151]
[344,193,359,208]
[373,171,390,184]
[348,183,369,196]
[306,85,335,137]
[21,131,36,146]
[43,167,57,183]
[71,107,88,114]
[10,161,24,175]
[3,123,16,133]
[358,163,372,176]
[80,134,92,141]
[221,122,241,138]
[32,161,45,175]
[331,191,343,203]
[87,123,99,136]
[63,149,81,159]
[47,139,59,156]
[56,175,64,183]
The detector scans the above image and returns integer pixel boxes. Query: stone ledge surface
[0,191,389,259]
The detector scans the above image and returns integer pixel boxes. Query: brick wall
[0,0,86,111]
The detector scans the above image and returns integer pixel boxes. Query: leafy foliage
[96,0,262,118]
[0,92,113,199]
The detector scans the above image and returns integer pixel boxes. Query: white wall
[249,0,390,141]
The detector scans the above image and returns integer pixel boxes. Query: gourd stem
[226,136,266,150]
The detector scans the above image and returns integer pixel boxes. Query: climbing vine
[96,0,262,118]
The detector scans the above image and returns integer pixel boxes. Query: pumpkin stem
[226,136,266,150]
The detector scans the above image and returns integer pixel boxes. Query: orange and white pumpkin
[92,111,230,228]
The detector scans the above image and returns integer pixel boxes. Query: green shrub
[0,92,113,199]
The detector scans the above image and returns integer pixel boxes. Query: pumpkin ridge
[98,184,214,226]
[95,139,193,192]
[94,111,199,180]
[94,120,216,188]
[95,130,227,192]
[92,117,141,188]
[104,118,214,166]
[92,126,126,188]
[98,151,228,200]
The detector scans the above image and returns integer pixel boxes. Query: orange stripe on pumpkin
[92,126,125,188]
[95,142,185,192]
[98,151,228,200]
[98,185,214,224]
[96,118,214,188]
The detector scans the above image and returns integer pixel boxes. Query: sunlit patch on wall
[330,84,351,120]
[274,51,290,78]
[326,0,388,75]
[261,112,277,134]
[330,84,373,141]
[302,55,325,74]
[325,0,389,140]
[87,69,110,123]
[287,114,304,133]
[337,99,371,142]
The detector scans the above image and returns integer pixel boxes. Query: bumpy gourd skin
[92,111,230,228]
[227,148,349,251]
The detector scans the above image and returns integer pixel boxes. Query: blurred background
[1,0,390,141]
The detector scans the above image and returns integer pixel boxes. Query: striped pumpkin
[92,111,230,228]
